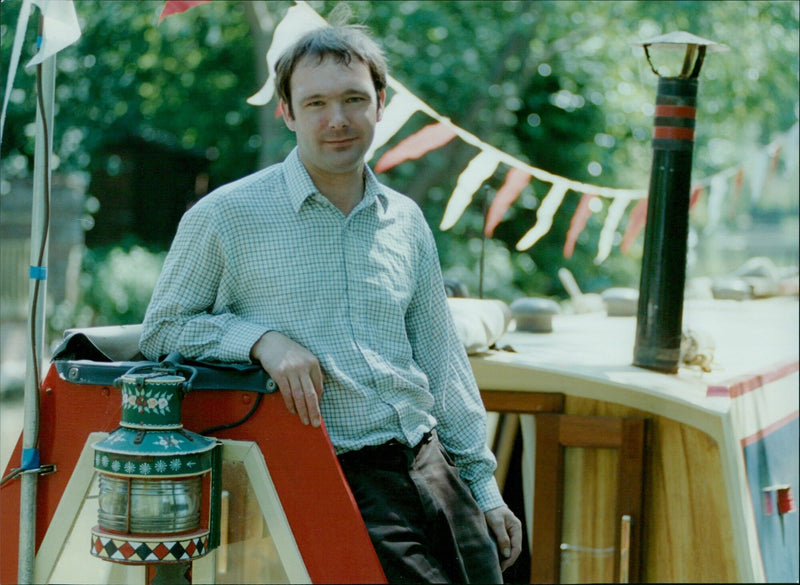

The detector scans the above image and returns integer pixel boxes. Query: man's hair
[275,24,388,118]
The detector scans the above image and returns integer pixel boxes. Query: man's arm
[405,221,502,507]
[142,198,326,428]
[405,221,522,567]
[139,200,268,364]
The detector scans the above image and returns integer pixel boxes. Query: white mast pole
[18,25,56,584]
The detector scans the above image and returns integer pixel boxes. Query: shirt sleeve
[139,199,270,363]
[404,219,505,512]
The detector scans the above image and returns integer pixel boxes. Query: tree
[2,0,797,311]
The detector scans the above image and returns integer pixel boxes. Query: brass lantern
[90,360,220,568]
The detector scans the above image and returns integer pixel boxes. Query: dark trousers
[337,432,504,584]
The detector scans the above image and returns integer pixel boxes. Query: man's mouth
[324,136,358,146]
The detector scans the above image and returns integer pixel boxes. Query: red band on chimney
[653,126,695,141]
[655,105,697,119]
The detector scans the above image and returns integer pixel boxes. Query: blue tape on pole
[20,448,40,471]
[29,265,47,280]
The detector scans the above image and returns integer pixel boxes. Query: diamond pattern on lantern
[93,536,107,555]
[103,539,118,557]
[117,542,136,559]
[153,543,171,560]
[135,542,154,561]
[91,532,210,563]
[169,541,187,559]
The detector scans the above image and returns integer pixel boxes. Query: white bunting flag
[515,181,569,250]
[27,0,82,68]
[595,192,634,264]
[247,2,327,106]
[440,151,500,230]
[367,91,422,162]
[704,174,727,235]
[748,149,769,203]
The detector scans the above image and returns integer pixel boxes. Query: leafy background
[1,0,798,328]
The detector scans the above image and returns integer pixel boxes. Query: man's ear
[280,100,296,131]
[376,89,386,122]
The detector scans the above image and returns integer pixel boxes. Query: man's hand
[485,505,523,572]
[251,331,324,427]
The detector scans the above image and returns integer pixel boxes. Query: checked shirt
[140,148,503,511]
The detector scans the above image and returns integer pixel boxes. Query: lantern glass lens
[98,475,202,534]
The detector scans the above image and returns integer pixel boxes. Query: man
[140,23,522,584]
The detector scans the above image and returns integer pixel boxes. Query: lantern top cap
[633,31,729,52]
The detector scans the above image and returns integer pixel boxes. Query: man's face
[282,55,385,179]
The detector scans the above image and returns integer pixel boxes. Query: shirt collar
[284,147,389,214]
[363,164,389,213]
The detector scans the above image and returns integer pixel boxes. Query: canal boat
[1,286,797,583]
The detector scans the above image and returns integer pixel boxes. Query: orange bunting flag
[770,145,782,172]
[620,197,648,254]
[729,167,745,219]
[563,193,597,259]
[484,167,531,237]
[373,123,457,173]
[159,1,211,25]
[689,185,704,211]
[734,167,745,195]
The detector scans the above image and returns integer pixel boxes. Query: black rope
[28,15,51,448]
[199,392,264,436]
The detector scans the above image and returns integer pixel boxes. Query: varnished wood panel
[565,396,739,583]
[481,390,564,415]
[560,445,618,583]
[532,414,566,584]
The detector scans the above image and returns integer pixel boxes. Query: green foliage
[1,0,264,187]
[334,0,799,299]
[3,0,798,316]
[49,241,166,334]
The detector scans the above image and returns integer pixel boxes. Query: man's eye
[346,96,366,103]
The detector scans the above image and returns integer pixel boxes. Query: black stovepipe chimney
[632,33,725,373]
[633,76,698,373]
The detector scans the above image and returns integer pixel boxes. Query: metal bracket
[0,464,57,487]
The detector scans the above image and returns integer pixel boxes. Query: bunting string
[379,74,645,243]
[5,0,790,267]
[240,1,800,263]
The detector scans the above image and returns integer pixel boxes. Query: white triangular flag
[595,193,635,264]
[704,174,727,234]
[27,0,82,68]
[516,180,569,250]
[748,149,769,203]
[367,91,422,161]
[782,124,799,177]
[440,151,500,230]
[247,1,327,106]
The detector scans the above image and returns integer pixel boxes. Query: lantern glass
[98,475,202,534]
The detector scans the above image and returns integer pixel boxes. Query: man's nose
[328,103,348,128]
